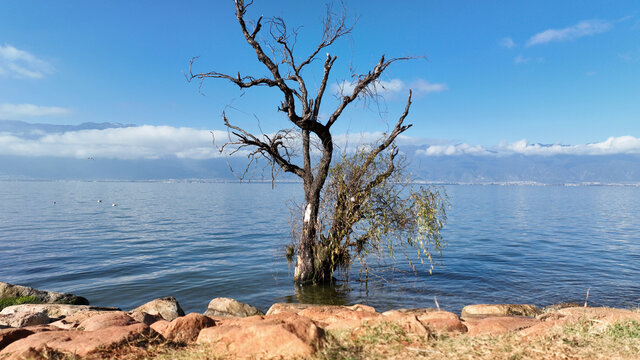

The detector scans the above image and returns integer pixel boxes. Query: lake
[0,180,638,314]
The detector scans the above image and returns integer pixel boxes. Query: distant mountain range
[1,119,639,184]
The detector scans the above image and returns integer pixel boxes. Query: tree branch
[221,111,305,178]
[326,55,412,128]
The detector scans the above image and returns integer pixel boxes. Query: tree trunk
[294,133,333,284]
[294,190,320,284]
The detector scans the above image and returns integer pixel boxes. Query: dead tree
[189,0,414,284]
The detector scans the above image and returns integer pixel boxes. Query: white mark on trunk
[294,255,303,277]
[303,203,312,223]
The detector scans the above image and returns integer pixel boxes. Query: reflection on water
[0,181,639,314]
[281,283,352,306]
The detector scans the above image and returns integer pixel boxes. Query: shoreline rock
[0,281,89,307]
[2,282,639,359]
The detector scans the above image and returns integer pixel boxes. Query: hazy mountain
[409,153,640,184]
[2,151,640,184]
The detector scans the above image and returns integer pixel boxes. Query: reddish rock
[556,307,640,332]
[49,310,117,330]
[296,305,381,330]
[519,320,562,338]
[0,328,33,351]
[150,319,171,336]
[344,304,377,313]
[382,308,438,317]
[417,311,468,334]
[265,303,315,316]
[21,325,58,334]
[266,303,376,316]
[464,316,540,336]
[159,313,216,343]
[0,323,152,358]
[78,311,138,331]
[461,304,541,319]
[197,313,323,359]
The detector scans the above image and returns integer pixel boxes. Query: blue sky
[1,0,639,160]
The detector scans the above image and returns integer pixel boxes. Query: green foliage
[289,144,448,281]
[605,320,640,339]
[0,295,40,310]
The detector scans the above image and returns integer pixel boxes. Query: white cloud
[0,103,71,118]
[514,55,530,64]
[500,37,516,48]
[3,123,638,161]
[526,20,612,47]
[416,143,491,156]
[417,136,640,157]
[0,125,232,160]
[332,78,448,97]
[0,44,54,79]
[410,79,448,94]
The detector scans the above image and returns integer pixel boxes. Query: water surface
[0,181,638,313]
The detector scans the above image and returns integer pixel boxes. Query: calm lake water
[1,181,639,314]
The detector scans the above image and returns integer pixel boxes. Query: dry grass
[313,319,640,360]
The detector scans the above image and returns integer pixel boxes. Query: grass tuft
[0,295,41,310]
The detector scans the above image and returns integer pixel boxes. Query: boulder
[296,304,381,330]
[266,302,375,316]
[519,320,561,338]
[129,310,165,325]
[0,281,89,306]
[197,313,323,359]
[542,302,582,313]
[0,304,119,320]
[461,304,541,319]
[0,328,33,351]
[131,297,184,321]
[150,319,171,336]
[0,323,152,358]
[204,297,263,318]
[49,310,121,330]
[464,316,540,336]
[381,308,439,317]
[156,313,216,343]
[78,312,138,331]
[0,311,50,328]
[417,311,468,334]
[519,307,640,339]
[556,307,640,332]
[264,303,380,330]
[265,303,314,316]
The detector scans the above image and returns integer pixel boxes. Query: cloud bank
[417,137,640,157]
[1,123,638,161]
[527,20,612,47]
[0,44,54,79]
[0,125,229,160]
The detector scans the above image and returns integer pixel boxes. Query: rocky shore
[1,281,639,359]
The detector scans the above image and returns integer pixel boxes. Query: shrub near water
[0,295,40,310]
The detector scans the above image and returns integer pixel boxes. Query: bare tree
[189,0,421,284]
